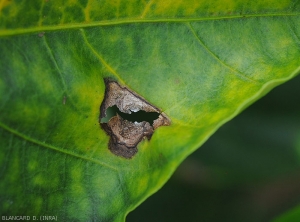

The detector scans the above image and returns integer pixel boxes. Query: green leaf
[274,205,300,222]
[1,0,300,221]
[129,75,300,221]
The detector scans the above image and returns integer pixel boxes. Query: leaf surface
[274,205,300,222]
[129,75,300,221]
[1,0,300,221]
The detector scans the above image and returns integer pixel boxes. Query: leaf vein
[140,0,154,19]
[43,36,67,90]
[0,13,299,37]
[79,29,126,84]
[0,121,118,171]
[286,17,300,45]
[187,22,259,84]
[43,35,82,112]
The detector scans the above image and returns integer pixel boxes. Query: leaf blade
[1,1,300,221]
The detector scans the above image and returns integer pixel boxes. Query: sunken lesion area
[99,78,170,159]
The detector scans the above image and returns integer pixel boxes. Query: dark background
[127,74,300,222]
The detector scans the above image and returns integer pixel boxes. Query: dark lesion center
[99,78,170,159]
[101,105,160,126]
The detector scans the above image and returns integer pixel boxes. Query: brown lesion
[100,78,170,159]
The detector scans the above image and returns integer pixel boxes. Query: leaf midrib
[0,121,118,171]
[0,12,299,37]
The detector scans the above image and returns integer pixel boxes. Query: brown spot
[38,32,45,37]
[100,78,170,159]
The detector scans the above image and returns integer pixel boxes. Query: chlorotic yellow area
[70,168,86,197]
[34,197,43,213]
[12,102,51,133]
[140,0,155,18]
[135,177,149,196]
[33,174,46,186]
[69,0,79,5]
[83,0,92,22]
[152,0,184,16]
[1,1,300,221]
[71,165,82,181]
[0,0,11,12]
[0,0,298,36]
[27,161,38,171]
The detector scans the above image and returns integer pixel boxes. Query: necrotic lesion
[100,105,160,126]
[99,78,170,158]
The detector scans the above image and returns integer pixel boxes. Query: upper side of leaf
[0,0,300,35]
[1,1,300,221]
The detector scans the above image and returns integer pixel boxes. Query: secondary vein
[79,29,126,85]
[0,121,118,171]
[187,22,260,84]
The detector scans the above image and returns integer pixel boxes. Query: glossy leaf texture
[129,74,300,221]
[1,0,300,221]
